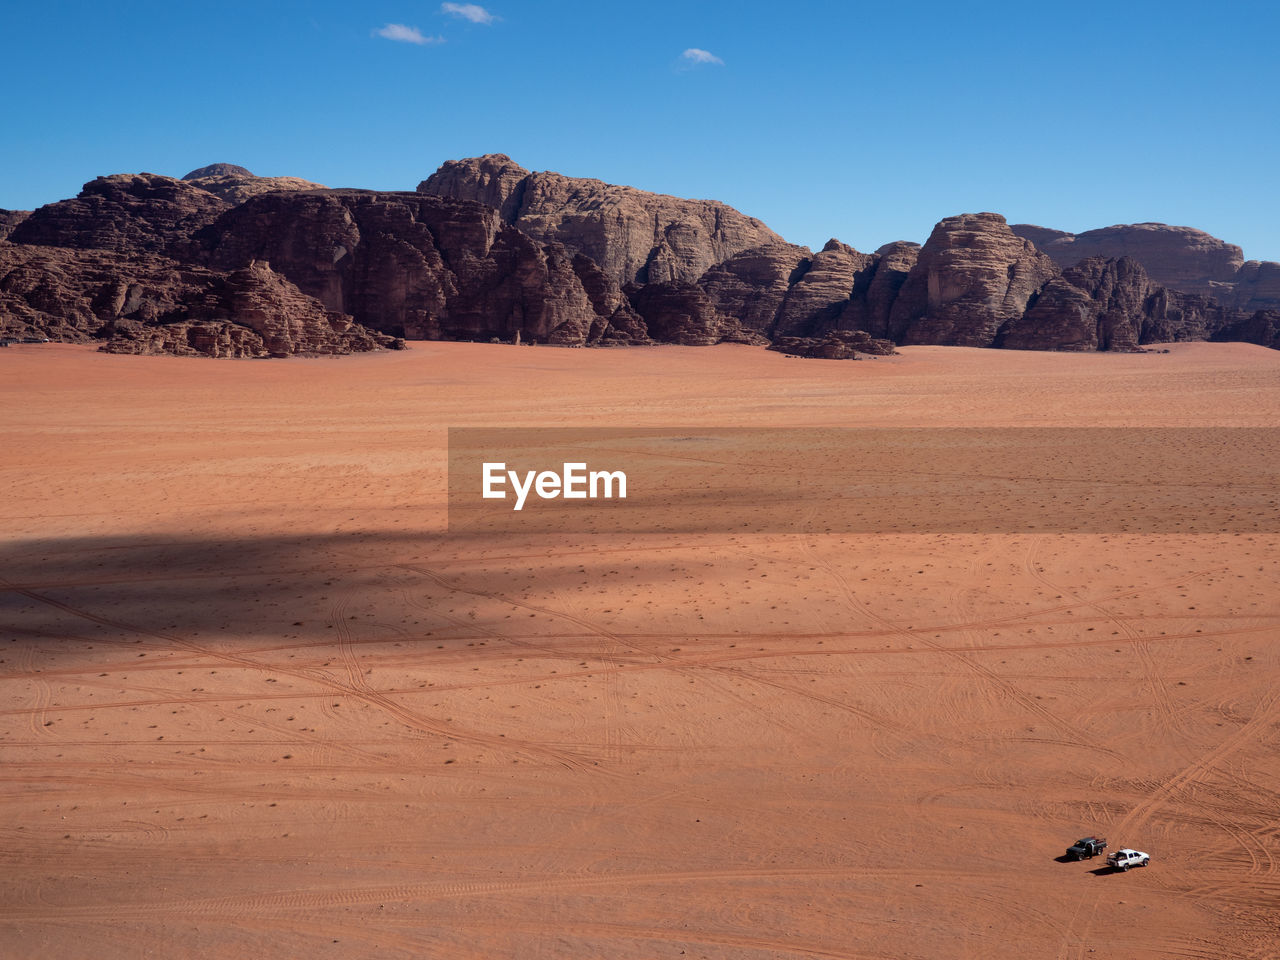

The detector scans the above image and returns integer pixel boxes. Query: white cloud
[681,48,724,66]
[375,23,443,45]
[441,3,496,24]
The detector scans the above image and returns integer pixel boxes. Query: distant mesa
[180,163,327,205]
[182,163,255,180]
[1,152,1278,357]
[1011,221,1276,313]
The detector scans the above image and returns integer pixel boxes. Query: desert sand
[1,341,1278,959]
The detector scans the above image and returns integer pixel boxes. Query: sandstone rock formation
[182,163,327,205]
[10,174,230,256]
[627,282,767,346]
[1010,222,1245,298]
[997,256,1245,351]
[0,242,400,356]
[890,213,1060,346]
[5,155,1280,358]
[1230,260,1280,313]
[0,210,29,241]
[772,240,875,338]
[183,163,254,180]
[998,257,1152,351]
[838,242,920,340]
[770,329,897,359]
[102,261,401,358]
[418,154,783,285]
[697,242,811,337]
[199,189,649,345]
[1213,309,1280,350]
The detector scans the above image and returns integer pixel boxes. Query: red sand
[1,342,1278,958]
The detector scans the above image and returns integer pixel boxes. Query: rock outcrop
[182,163,327,205]
[997,256,1242,351]
[697,242,811,337]
[418,154,783,286]
[5,155,1279,357]
[101,261,402,358]
[9,174,230,256]
[0,210,29,241]
[890,213,1060,346]
[0,242,400,356]
[1010,222,1246,299]
[772,240,875,338]
[199,189,648,345]
[1213,309,1280,351]
[838,242,920,340]
[183,163,254,180]
[770,329,897,359]
[998,257,1152,351]
[626,282,767,346]
[1230,260,1280,313]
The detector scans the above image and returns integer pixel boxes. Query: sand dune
[1,342,1278,958]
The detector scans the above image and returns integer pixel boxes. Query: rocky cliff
[198,189,649,345]
[10,174,230,256]
[1213,309,1280,351]
[626,281,767,346]
[697,242,811,337]
[0,210,29,241]
[838,242,920,340]
[418,154,783,286]
[1011,222,1244,299]
[0,242,401,356]
[4,155,1279,357]
[773,240,876,339]
[888,213,1061,346]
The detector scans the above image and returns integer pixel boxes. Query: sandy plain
[1,341,1278,959]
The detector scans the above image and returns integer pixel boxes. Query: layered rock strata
[198,190,649,345]
[418,154,783,285]
[889,213,1061,346]
[0,242,400,356]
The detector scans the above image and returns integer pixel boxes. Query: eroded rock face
[442,228,648,345]
[998,256,1242,351]
[1139,287,1237,345]
[419,154,783,285]
[7,156,1279,357]
[0,242,400,356]
[569,253,651,344]
[627,282,768,346]
[10,174,231,255]
[1213,309,1280,350]
[891,213,1060,346]
[1230,260,1280,313]
[697,242,812,337]
[999,257,1152,351]
[1011,222,1245,298]
[0,210,29,241]
[839,241,920,340]
[200,190,647,345]
[180,163,326,205]
[773,240,875,338]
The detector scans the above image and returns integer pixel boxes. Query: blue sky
[3,1,1278,261]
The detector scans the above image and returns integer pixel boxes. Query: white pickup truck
[1106,848,1151,871]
